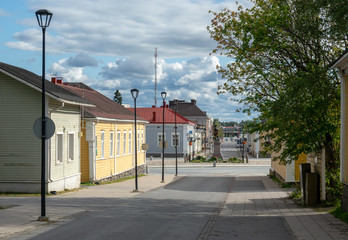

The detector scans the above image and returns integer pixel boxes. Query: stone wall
[96,164,147,183]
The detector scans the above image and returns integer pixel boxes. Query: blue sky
[0,0,256,122]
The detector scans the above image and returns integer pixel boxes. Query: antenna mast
[154,48,157,107]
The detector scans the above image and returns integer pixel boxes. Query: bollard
[213,161,216,167]
[145,165,150,174]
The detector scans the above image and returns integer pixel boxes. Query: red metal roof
[129,106,195,125]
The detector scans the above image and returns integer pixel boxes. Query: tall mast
[154,48,157,107]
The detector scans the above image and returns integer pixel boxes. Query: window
[157,132,166,148]
[117,131,121,156]
[68,132,74,161]
[128,130,132,154]
[101,131,105,158]
[123,131,127,154]
[56,133,63,163]
[95,136,98,156]
[110,132,114,157]
[137,130,140,152]
[141,130,144,151]
[172,133,180,147]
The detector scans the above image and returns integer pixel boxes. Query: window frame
[68,132,74,161]
[101,131,105,159]
[56,132,64,164]
[110,131,114,157]
[171,132,180,147]
[116,131,121,156]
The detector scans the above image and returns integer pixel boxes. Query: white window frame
[101,131,105,159]
[68,132,74,161]
[110,131,114,157]
[157,132,166,148]
[123,131,127,155]
[137,130,140,152]
[128,130,132,154]
[171,132,180,147]
[116,131,121,156]
[141,129,144,152]
[56,132,64,164]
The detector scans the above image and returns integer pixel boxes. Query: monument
[212,125,223,160]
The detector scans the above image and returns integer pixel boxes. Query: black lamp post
[173,99,178,176]
[35,9,52,221]
[131,89,139,192]
[161,91,166,183]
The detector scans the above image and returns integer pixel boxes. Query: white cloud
[9,0,239,58]
[48,56,94,83]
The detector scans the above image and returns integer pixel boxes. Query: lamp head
[161,91,167,100]
[35,9,53,28]
[130,89,139,99]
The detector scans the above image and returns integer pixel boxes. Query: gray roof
[0,62,92,106]
[169,99,207,117]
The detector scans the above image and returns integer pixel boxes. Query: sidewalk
[209,176,348,240]
[0,174,178,238]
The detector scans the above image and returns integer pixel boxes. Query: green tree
[208,0,348,200]
[113,90,122,104]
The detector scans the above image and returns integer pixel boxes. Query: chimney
[51,76,63,84]
[191,99,196,105]
[152,111,156,121]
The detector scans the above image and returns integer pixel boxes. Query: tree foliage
[208,0,348,199]
[113,90,123,104]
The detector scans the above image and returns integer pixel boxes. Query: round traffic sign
[33,117,56,140]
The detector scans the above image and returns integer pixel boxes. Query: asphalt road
[7,176,235,240]
[149,166,270,176]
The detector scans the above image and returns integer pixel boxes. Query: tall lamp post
[36,9,52,221]
[131,89,139,192]
[161,91,167,183]
[173,99,178,176]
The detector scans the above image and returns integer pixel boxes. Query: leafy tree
[113,90,122,104]
[208,0,348,200]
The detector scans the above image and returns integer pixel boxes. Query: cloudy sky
[0,0,256,122]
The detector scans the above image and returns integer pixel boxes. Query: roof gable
[169,100,207,117]
[129,106,195,124]
[0,62,92,106]
[60,83,145,121]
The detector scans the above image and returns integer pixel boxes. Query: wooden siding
[49,100,81,182]
[91,121,146,181]
[80,124,89,183]
[0,72,41,181]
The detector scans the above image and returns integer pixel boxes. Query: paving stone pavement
[207,176,348,240]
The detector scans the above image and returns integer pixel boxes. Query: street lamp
[173,99,178,176]
[161,91,166,183]
[131,89,139,192]
[35,9,52,221]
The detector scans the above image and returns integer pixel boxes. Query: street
[2,141,348,240]
[3,176,295,240]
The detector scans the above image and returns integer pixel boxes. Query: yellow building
[61,83,147,183]
[271,152,306,182]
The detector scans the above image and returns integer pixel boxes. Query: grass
[330,205,348,224]
[269,174,301,199]
[81,174,146,186]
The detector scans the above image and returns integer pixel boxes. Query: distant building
[169,99,213,154]
[129,105,195,158]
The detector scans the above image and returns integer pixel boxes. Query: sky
[0,0,256,122]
